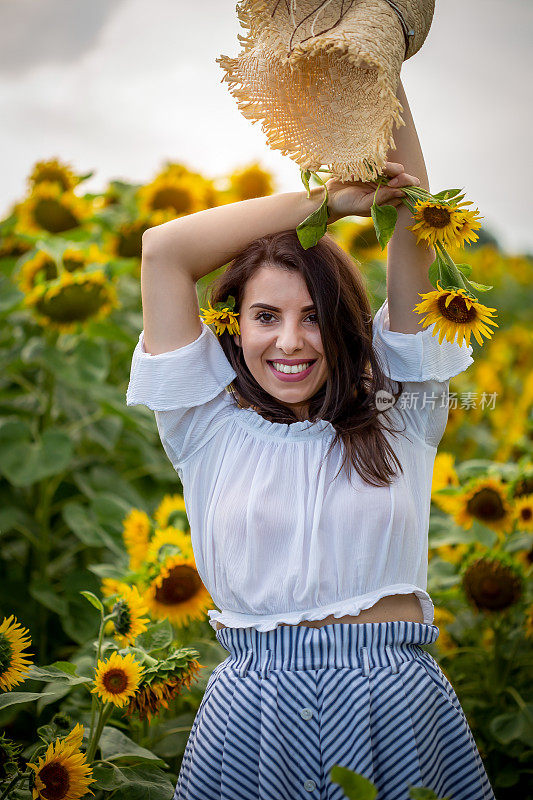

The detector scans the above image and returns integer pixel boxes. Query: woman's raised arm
[142,187,329,284]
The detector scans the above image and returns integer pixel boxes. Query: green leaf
[0,421,73,487]
[99,727,167,766]
[296,195,328,250]
[428,255,441,288]
[455,263,473,277]
[0,691,58,709]
[300,169,312,198]
[134,619,173,653]
[465,279,493,292]
[27,664,89,686]
[433,188,463,201]
[370,203,397,250]
[80,590,104,614]
[329,763,378,799]
[91,763,174,800]
[490,712,526,744]
[29,580,68,616]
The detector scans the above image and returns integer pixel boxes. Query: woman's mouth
[266,360,317,382]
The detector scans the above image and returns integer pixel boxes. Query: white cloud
[1,0,531,253]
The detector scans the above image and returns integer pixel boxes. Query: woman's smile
[266,359,317,382]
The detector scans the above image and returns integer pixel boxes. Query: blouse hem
[207,585,435,632]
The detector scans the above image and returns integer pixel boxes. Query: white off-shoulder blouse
[126,299,474,631]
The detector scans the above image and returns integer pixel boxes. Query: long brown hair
[208,230,407,487]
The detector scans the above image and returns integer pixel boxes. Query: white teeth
[271,361,312,374]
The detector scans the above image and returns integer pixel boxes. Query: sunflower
[125,648,204,722]
[27,723,94,800]
[28,158,80,193]
[227,161,275,201]
[505,253,533,286]
[461,552,524,613]
[432,607,455,654]
[432,543,470,566]
[122,509,152,570]
[472,361,503,397]
[111,586,150,647]
[23,270,119,334]
[146,527,193,565]
[137,170,214,226]
[199,299,240,336]
[0,233,33,260]
[153,493,188,529]
[414,281,498,347]
[100,578,132,599]
[510,468,533,499]
[105,218,152,259]
[513,495,533,532]
[332,217,383,261]
[17,251,58,293]
[431,452,460,512]
[448,475,514,539]
[0,615,33,691]
[15,181,93,235]
[144,554,213,626]
[408,199,483,249]
[92,651,143,707]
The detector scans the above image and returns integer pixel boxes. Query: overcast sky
[1,0,531,254]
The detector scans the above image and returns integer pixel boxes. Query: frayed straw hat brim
[217,0,435,182]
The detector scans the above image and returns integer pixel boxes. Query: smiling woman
[203,228,407,488]
[131,165,488,800]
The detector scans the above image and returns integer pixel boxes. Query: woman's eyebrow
[249,303,316,312]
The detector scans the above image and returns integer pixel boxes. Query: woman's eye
[255,312,318,324]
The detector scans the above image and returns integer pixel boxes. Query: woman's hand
[326,162,421,222]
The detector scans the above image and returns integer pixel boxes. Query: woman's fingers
[383,161,405,177]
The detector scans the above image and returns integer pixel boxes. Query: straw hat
[217,0,435,183]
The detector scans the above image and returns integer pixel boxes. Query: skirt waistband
[215,620,439,678]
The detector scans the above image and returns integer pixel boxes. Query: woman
[127,80,495,799]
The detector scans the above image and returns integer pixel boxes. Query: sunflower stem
[88,612,113,748]
[87,703,113,763]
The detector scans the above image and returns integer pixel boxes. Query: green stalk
[88,612,115,745]
[87,703,114,763]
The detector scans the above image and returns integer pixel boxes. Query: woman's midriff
[215,592,425,630]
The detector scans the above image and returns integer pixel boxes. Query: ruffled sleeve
[126,322,238,472]
[372,299,474,448]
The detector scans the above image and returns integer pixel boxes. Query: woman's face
[232,265,329,419]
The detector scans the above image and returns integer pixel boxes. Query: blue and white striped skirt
[174,621,495,800]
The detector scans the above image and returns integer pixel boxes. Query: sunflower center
[437,294,478,324]
[0,634,13,677]
[155,565,202,605]
[520,507,532,522]
[467,488,505,521]
[102,668,129,694]
[422,205,452,228]
[38,761,70,800]
[117,221,150,259]
[150,187,193,214]
[35,279,106,322]
[34,199,79,234]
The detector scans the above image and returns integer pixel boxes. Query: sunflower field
[0,158,531,800]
